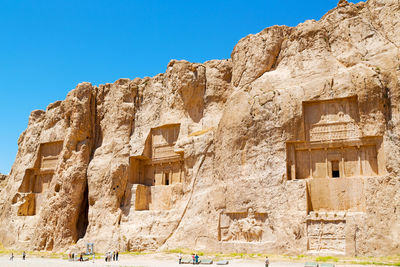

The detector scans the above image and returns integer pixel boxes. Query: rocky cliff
[0,174,7,193]
[0,0,399,256]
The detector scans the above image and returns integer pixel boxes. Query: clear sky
[0,0,362,174]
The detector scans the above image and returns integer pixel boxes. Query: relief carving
[306,213,346,253]
[310,121,360,142]
[219,208,270,243]
[308,100,361,142]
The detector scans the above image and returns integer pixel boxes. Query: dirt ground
[0,254,397,267]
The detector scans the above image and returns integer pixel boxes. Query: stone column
[309,149,313,178]
[357,145,362,177]
[180,162,183,183]
[325,148,329,178]
[341,147,345,178]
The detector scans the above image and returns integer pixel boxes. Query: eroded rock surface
[0,0,400,256]
[0,174,7,193]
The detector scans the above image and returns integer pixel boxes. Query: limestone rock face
[0,174,7,193]
[1,0,400,256]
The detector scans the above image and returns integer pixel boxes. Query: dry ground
[0,254,398,267]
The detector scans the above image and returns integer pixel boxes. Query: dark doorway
[165,173,169,185]
[76,181,89,241]
[332,161,340,178]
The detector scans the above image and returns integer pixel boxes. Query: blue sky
[0,0,362,174]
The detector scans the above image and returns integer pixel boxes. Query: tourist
[195,253,199,264]
[9,252,14,261]
[79,253,83,261]
[22,251,26,260]
[178,252,182,264]
[113,251,115,261]
[265,256,269,267]
[192,253,195,265]
[116,251,119,261]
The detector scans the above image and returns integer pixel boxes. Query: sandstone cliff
[0,0,399,256]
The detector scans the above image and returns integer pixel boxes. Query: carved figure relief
[219,208,271,243]
[306,213,346,254]
[308,100,361,142]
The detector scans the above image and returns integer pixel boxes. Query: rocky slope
[0,0,399,256]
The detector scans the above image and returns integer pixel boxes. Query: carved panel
[152,125,179,146]
[361,145,378,176]
[344,147,359,177]
[303,96,361,142]
[41,156,59,171]
[219,208,271,243]
[310,121,360,142]
[295,150,310,179]
[307,178,365,212]
[39,141,63,173]
[151,124,181,161]
[307,215,346,253]
[153,145,180,160]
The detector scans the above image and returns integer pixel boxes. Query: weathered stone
[0,0,400,256]
[0,174,7,194]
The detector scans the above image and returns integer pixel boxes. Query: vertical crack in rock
[160,141,212,247]
[269,40,284,72]
[92,87,103,154]
[76,179,89,240]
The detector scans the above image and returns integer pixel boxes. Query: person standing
[22,251,26,260]
[10,253,14,261]
[113,251,116,261]
[265,256,269,267]
[116,251,119,261]
[192,253,195,265]
[178,253,182,264]
[195,254,199,265]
